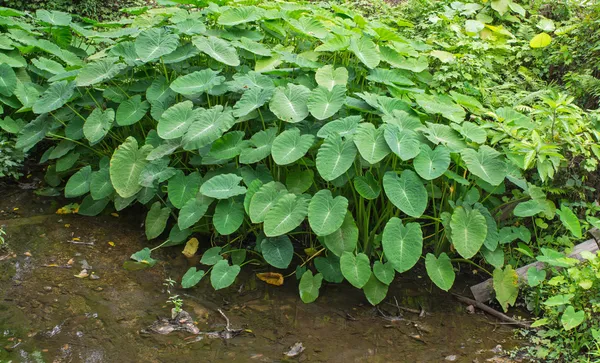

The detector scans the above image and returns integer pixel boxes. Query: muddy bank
[0,189,524,362]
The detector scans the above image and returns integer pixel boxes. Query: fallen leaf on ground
[108,241,115,247]
[74,269,89,278]
[72,237,81,242]
[67,258,74,265]
[64,224,70,228]
[182,238,199,258]
[111,213,119,217]
[24,251,32,257]
[256,272,284,286]
[284,342,305,357]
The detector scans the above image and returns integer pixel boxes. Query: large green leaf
[170,69,225,95]
[32,80,75,114]
[317,116,362,139]
[299,271,323,303]
[382,217,423,273]
[556,205,582,238]
[14,82,40,109]
[182,267,205,289]
[315,65,348,91]
[383,170,427,218]
[0,63,17,97]
[116,95,149,126]
[340,252,371,288]
[271,128,315,166]
[90,168,114,200]
[413,145,450,180]
[192,36,240,66]
[233,87,273,118]
[353,123,390,164]
[316,136,357,181]
[493,266,519,312]
[167,170,201,209]
[210,260,240,290]
[158,101,198,140]
[308,190,348,236]
[213,197,244,235]
[178,196,212,230]
[314,254,343,283]
[263,193,309,237]
[353,171,381,200]
[15,114,49,152]
[425,253,455,291]
[75,58,126,87]
[450,207,487,259]
[239,127,277,164]
[249,181,286,223]
[84,108,114,145]
[414,94,465,123]
[135,28,179,63]
[36,9,71,26]
[218,6,263,26]
[307,85,345,120]
[209,131,245,160]
[349,36,380,69]
[65,166,91,198]
[200,173,246,199]
[461,146,506,186]
[269,84,310,123]
[78,195,110,216]
[363,273,388,305]
[322,212,358,257]
[145,201,170,240]
[183,106,235,150]
[373,261,395,285]
[561,306,585,331]
[110,136,152,198]
[261,235,294,269]
[383,125,420,161]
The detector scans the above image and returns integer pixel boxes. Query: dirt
[0,189,526,362]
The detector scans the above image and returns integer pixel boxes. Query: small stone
[24,251,32,257]
[445,355,458,361]
[491,345,503,354]
[95,287,103,292]
[466,305,475,314]
[43,286,52,292]
[90,274,100,280]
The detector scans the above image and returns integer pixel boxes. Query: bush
[3,0,150,20]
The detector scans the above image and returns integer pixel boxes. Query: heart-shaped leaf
[308,189,348,236]
[314,254,343,283]
[383,170,427,218]
[200,174,247,199]
[170,69,225,95]
[413,145,450,180]
[315,65,348,91]
[349,36,380,69]
[340,252,371,288]
[493,265,519,312]
[263,193,309,237]
[145,201,170,240]
[213,197,244,235]
[373,261,395,285]
[269,84,310,123]
[110,137,152,198]
[307,85,346,120]
[353,123,390,164]
[299,270,323,303]
[425,253,455,291]
[353,171,381,200]
[65,165,91,198]
[158,101,198,140]
[182,267,205,288]
[382,217,423,273]
[450,207,487,259]
[183,106,235,150]
[461,146,506,186]
[322,212,358,257]
[178,196,213,230]
[271,128,315,166]
[32,80,75,114]
[261,235,294,269]
[210,260,241,290]
[561,306,585,330]
[316,135,357,181]
[193,36,240,66]
[363,273,388,305]
[84,107,114,145]
[116,95,149,126]
[135,28,179,63]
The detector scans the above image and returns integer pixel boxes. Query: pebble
[90,274,100,280]
[43,286,52,292]
[445,355,458,361]
[95,287,103,292]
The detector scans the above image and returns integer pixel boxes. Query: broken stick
[453,293,530,329]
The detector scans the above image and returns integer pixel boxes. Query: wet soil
[0,189,525,362]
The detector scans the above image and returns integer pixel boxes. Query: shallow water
[0,189,523,362]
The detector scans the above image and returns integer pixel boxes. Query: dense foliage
[0,1,599,358]
[3,0,150,20]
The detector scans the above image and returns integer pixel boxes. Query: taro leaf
[116,95,149,126]
[182,267,205,288]
[200,246,223,265]
[316,136,357,181]
[168,170,201,209]
[233,87,273,118]
[138,158,176,187]
[239,127,277,164]
[200,173,246,199]
[530,33,552,48]
[158,101,198,140]
[218,6,263,26]
[261,235,294,269]
[130,247,157,266]
[249,181,287,223]
[78,195,109,216]
[461,146,506,186]
[75,58,126,87]
[146,76,176,104]
[373,261,395,285]
[90,168,114,200]
[413,145,450,180]
[363,273,388,305]
[145,201,170,240]
[32,80,75,114]
[383,170,427,218]
[56,152,80,172]
[308,190,348,236]
[383,124,420,161]
[286,169,314,195]
[456,121,486,143]
[14,82,40,109]
[263,193,309,237]
[234,37,272,57]
[353,171,380,200]
[317,115,362,139]
[193,36,240,67]
[299,270,323,303]
[450,207,487,259]
[271,128,315,166]
[176,19,206,35]
[474,203,499,251]
[287,16,328,39]
[210,260,241,290]
[340,252,371,288]
[0,116,24,134]
[49,140,76,160]
[493,265,518,312]
[349,36,380,69]
[307,85,345,120]
[314,254,343,283]
[36,9,71,26]
[0,63,17,97]
[481,246,504,269]
[213,197,244,235]
[315,65,348,91]
[209,131,245,160]
[526,267,545,287]
[544,294,574,307]
[425,253,455,291]
[135,27,179,63]
[414,94,465,123]
[110,136,152,198]
[84,108,114,145]
[353,123,390,164]
[382,218,423,273]
[513,199,545,217]
[422,123,467,152]
[561,306,585,331]
[163,43,200,64]
[269,84,310,123]
[64,165,91,198]
[556,205,582,239]
[183,106,235,150]
[15,114,50,152]
[178,196,212,230]
[170,69,225,95]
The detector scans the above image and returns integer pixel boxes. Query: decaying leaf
[256,272,284,286]
[56,203,80,214]
[182,237,199,258]
[74,269,89,278]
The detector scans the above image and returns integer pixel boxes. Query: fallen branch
[452,293,530,329]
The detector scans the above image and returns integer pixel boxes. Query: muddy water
[0,190,523,362]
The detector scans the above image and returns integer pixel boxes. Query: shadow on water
[0,189,524,362]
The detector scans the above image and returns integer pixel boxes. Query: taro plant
[0,1,595,307]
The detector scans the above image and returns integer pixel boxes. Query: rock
[445,355,458,361]
[80,260,92,270]
[284,342,305,357]
[491,345,503,354]
[43,286,52,292]
[90,273,100,280]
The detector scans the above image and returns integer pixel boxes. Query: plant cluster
[0,131,25,180]
[0,0,598,325]
[2,0,151,21]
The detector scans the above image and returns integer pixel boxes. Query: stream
[0,188,524,362]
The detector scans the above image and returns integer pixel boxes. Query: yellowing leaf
[182,237,199,258]
[108,241,116,247]
[304,247,318,256]
[256,272,284,286]
[530,33,552,48]
[111,212,119,217]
